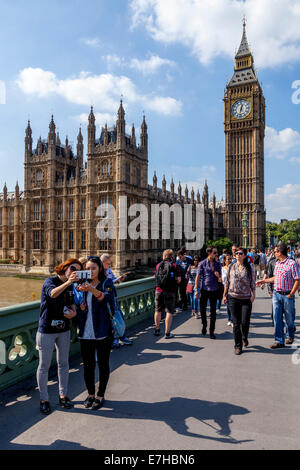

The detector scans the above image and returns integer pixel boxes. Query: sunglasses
[69,265,78,271]
[87,256,101,262]
[236,252,245,256]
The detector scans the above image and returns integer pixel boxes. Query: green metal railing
[0,276,155,391]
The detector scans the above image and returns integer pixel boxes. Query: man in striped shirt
[257,242,300,349]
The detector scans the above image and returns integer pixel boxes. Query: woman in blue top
[77,256,115,410]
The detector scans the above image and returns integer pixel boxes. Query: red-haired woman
[36,259,83,415]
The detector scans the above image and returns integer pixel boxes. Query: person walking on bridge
[257,242,300,349]
[223,248,256,355]
[195,247,222,339]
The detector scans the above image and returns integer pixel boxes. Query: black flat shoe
[59,396,73,409]
[91,398,105,410]
[40,401,51,415]
[202,327,207,336]
[84,396,95,408]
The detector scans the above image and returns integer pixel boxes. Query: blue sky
[0,0,300,222]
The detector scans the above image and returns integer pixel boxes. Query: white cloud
[73,112,116,128]
[102,54,125,69]
[265,126,300,159]
[289,157,300,164]
[130,0,300,68]
[16,67,182,117]
[130,54,176,74]
[80,37,102,48]
[266,184,300,222]
[145,96,182,116]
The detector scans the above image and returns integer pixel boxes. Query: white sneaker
[230,322,234,327]
[227,321,231,326]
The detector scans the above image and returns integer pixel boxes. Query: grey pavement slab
[0,290,300,450]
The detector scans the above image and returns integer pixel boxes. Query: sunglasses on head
[87,256,101,262]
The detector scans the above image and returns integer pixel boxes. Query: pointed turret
[170,178,175,199]
[153,171,157,193]
[88,106,96,154]
[56,131,61,147]
[162,175,166,197]
[131,123,136,147]
[25,120,32,160]
[196,189,201,204]
[3,182,7,201]
[202,180,209,209]
[77,127,83,168]
[116,99,125,149]
[140,114,148,152]
[15,181,19,199]
[177,182,182,201]
[191,187,195,204]
[228,18,257,86]
[212,192,216,211]
[65,136,70,159]
[37,136,43,156]
[184,184,189,203]
[104,123,108,146]
[48,115,56,147]
[236,17,251,59]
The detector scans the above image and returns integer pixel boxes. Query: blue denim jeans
[272,291,295,344]
[189,289,200,311]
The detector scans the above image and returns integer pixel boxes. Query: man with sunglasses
[195,247,222,339]
[257,242,300,348]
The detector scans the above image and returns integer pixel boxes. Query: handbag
[103,280,126,338]
[186,283,194,294]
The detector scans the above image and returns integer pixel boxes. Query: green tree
[203,237,234,257]
[266,219,300,246]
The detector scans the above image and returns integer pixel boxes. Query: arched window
[102,160,109,177]
[36,170,43,182]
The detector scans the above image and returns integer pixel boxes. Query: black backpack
[156,260,177,291]
[253,253,260,265]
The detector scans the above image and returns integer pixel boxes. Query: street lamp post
[242,212,249,250]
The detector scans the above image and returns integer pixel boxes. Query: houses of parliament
[0,23,266,274]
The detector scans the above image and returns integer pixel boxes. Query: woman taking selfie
[223,248,256,355]
[77,256,115,410]
[37,259,83,415]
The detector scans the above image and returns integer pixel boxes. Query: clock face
[232,99,251,119]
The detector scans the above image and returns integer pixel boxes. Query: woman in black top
[37,258,82,414]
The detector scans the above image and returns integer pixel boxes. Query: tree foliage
[202,237,234,258]
[266,219,300,246]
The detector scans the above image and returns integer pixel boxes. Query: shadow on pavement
[57,396,253,445]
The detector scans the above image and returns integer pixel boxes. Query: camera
[76,270,92,284]
[51,320,65,330]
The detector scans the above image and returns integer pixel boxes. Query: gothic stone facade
[0,24,265,273]
[0,102,225,274]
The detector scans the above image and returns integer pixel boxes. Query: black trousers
[80,336,113,397]
[200,289,218,333]
[228,297,252,349]
[178,280,188,310]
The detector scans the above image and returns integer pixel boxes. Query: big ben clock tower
[224,19,266,249]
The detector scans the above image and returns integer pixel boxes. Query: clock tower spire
[224,19,266,249]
